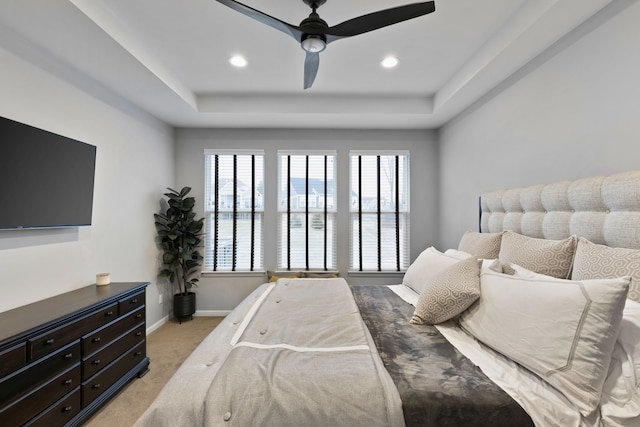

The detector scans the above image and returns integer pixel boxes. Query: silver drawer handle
[92,359,101,365]
[64,379,73,385]
[63,406,73,412]
[130,298,138,304]
[92,383,101,389]
[45,338,55,345]
[64,353,73,359]
[92,337,101,343]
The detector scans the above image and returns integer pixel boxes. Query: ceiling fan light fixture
[381,56,399,68]
[229,55,248,68]
[301,35,326,53]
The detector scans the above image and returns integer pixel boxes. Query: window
[277,151,337,270]
[350,151,410,271]
[204,150,264,271]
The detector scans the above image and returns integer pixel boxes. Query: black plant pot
[173,292,196,324]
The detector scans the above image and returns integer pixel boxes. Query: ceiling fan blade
[214,0,303,41]
[324,2,435,43]
[303,52,320,89]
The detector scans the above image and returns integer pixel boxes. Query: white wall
[438,1,640,249]
[175,128,439,312]
[0,45,175,327]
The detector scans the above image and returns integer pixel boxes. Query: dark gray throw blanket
[351,285,535,427]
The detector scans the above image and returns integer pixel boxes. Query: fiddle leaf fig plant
[154,187,205,296]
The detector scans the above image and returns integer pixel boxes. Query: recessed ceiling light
[229,55,248,68]
[381,56,399,69]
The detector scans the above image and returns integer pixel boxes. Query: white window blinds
[204,150,264,271]
[350,151,410,271]
[277,151,337,270]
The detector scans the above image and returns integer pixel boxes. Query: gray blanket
[135,279,405,427]
[351,285,535,427]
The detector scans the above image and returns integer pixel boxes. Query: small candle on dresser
[96,273,111,286]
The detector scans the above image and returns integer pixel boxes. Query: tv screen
[0,116,96,229]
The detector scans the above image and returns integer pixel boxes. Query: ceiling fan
[215,0,436,89]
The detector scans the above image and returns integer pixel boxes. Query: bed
[135,170,640,427]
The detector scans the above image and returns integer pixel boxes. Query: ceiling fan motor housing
[303,0,327,7]
[300,13,328,52]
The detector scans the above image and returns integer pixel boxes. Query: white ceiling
[0,0,613,129]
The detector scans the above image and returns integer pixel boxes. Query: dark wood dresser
[0,282,150,426]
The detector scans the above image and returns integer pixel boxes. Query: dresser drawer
[0,342,26,378]
[29,303,118,361]
[23,388,81,427]
[82,306,145,356]
[119,290,145,316]
[82,341,146,406]
[0,363,80,426]
[82,323,145,380]
[0,340,80,408]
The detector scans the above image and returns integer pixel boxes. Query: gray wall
[0,43,175,328]
[2,0,639,322]
[438,1,640,249]
[175,128,439,312]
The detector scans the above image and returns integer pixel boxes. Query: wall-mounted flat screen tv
[0,116,96,229]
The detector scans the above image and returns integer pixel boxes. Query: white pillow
[481,258,502,273]
[446,249,500,272]
[600,299,640,425]
[402,247,472,294]
[444,248,473,260]
[459,270,630,416]
[511,263,554,280]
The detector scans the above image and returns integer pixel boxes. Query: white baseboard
[146,315,168,335]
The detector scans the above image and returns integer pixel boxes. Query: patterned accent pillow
[410,257,481,325]
[458,230,503,259]
[572,238,640,303]
[459,270,630,416]
[498,231,576,278]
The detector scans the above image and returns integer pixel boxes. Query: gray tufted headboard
[480,170,640,250]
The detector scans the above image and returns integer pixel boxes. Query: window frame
[349,150,410,272]
[277,150,337,271]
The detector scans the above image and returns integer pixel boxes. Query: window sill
[348,271,406,277]
[202,271,266,278]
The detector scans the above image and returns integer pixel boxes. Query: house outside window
[204,150,264,271]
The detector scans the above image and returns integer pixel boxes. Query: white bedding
[387,283,609,427]
[136,279,404,427]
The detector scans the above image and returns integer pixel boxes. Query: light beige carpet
[84,316,223,427]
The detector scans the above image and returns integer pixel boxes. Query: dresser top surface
[0,282,148,345]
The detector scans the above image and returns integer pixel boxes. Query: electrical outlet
[158,293,163,305]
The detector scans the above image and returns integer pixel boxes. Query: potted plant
[154,187,205,323]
